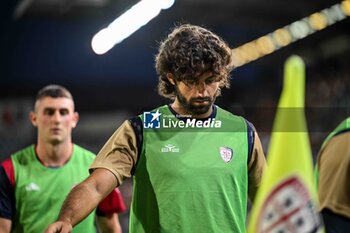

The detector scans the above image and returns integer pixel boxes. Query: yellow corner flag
[247,55,324,233]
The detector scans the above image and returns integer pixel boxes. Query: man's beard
[175,87,215,116]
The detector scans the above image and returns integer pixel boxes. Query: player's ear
[30,111,38,127]
[167,73,175,85]
[71,112,79,128]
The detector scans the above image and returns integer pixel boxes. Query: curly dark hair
[155,24,233,99]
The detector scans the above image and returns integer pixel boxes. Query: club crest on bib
[219,147,233,163]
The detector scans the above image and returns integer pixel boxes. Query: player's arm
[45,168,118,233]
[97,213,122,233]
[96,188,126,233]
[0,160,15,233]
[0,218,11,233]
[248,132,267,202]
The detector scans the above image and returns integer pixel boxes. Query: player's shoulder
[73,144,96,160]
[10,145,36,163]
[216,106,252,125]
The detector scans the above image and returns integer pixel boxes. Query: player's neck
[35,140,73,167]
[171,100,213,119]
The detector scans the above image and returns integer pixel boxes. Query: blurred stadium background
[1,0,349,231]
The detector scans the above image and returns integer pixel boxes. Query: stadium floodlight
[92,0,175,55]
[231,0,350,68]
